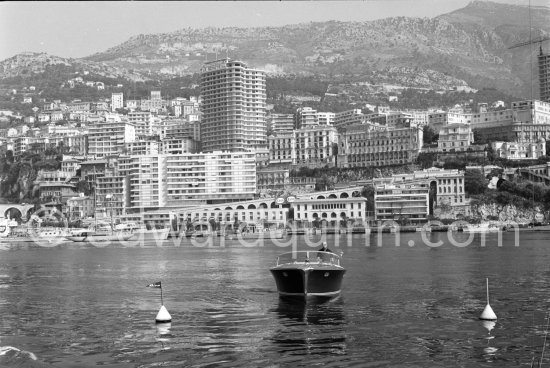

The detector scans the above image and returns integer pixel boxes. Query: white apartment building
[200,59,267,152]
[128,111,154,137]
[268,131,295,165]
[438,123,474,152]
[317,112,335,126]
[540,47,550,102]
[112,152,257,212]
[160,138,199,154]
[334,109,363,128]
[268,126,337,166]
[87,121,136,158]
[111,92,123,111]
[268,113,294,132]
[374,167,466,208]
[295,107,318,129]
[338,122,423,168]
[125,139,160,156]
[151,91,162,100]
[491,140,546,160]
[295,125,338,165]
[165,152,256,207]
[374,182,429,224]
[161,119,200,141]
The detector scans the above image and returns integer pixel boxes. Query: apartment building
[164,152,256,207]
[374,182,429,224]
[268,126,337,166]
[295,107,319,129]
[111,92,123,111]
[257,168,289,191]
[438,123,474,152]
[491,140,546,160]
[125,139,160,156]
[160,138,199,154]
[373,167,466,208]
[295,125,338,166]
[268,131,295,165]
[334,109,363,129]
[338,122,423,168]
[161,119,200,141]
[317,112,335,126]
[108,152,256,213]
[268,113,294,133]
[200,59,267,152]
[540,46,550,102]
[87,121,136,158]
[128,111,154,137]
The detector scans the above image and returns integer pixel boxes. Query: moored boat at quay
[270,250,346,300]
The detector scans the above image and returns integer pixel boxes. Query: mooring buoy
[480,278,497,321]
[155,305,172,324]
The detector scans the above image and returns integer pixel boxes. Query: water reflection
[270,297,347,356]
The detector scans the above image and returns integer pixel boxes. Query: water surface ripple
[0,232,549,367]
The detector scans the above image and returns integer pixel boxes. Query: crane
[508,35,550,50]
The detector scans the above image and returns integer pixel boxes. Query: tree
[423,126,438,145]
[464,169,487,195]
[332,143,339,167]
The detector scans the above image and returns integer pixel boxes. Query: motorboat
[65,229,133,242]
[270,250,346,299]
[128,227,170,241]
[463,222,501,233]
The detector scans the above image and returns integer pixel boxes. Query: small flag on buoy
[480,278,497,321]
[147,281,172,323]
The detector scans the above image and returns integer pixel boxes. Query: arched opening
[247,204,256,209]
[259,202,268,209]
[225,206,233,211]
[331,212,337,218]
[328,194,337,199]
[317,195,325,200]
[236,205,245,210]
[270,202,278,208]
[321,212,328,218]
[5,207,22,221]
[340,192,349,198]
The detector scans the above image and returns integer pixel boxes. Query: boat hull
[129,228,170,241]
[270,265,345,298]
[65,233,133,242]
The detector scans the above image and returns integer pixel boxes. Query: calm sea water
[1,232,550,367]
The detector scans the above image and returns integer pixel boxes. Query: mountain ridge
[1,1,549,98]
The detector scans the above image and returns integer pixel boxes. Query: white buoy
[480,278,497,321]
[155,305,172,323]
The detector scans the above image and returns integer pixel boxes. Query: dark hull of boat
[270,266,345,298]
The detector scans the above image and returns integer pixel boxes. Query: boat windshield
[275,251,342,267]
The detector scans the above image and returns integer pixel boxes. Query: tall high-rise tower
[200,59,266,153]
[539,46,550,102]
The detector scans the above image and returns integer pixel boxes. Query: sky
[0,0,548,61]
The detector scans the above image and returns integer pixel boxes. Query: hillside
[1,1,549,98]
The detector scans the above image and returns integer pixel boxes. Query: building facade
[438,123,474,152]
[200,59,267,152]
[540,46,550,102]
[338,122,423,168]
[111,92,123,111]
